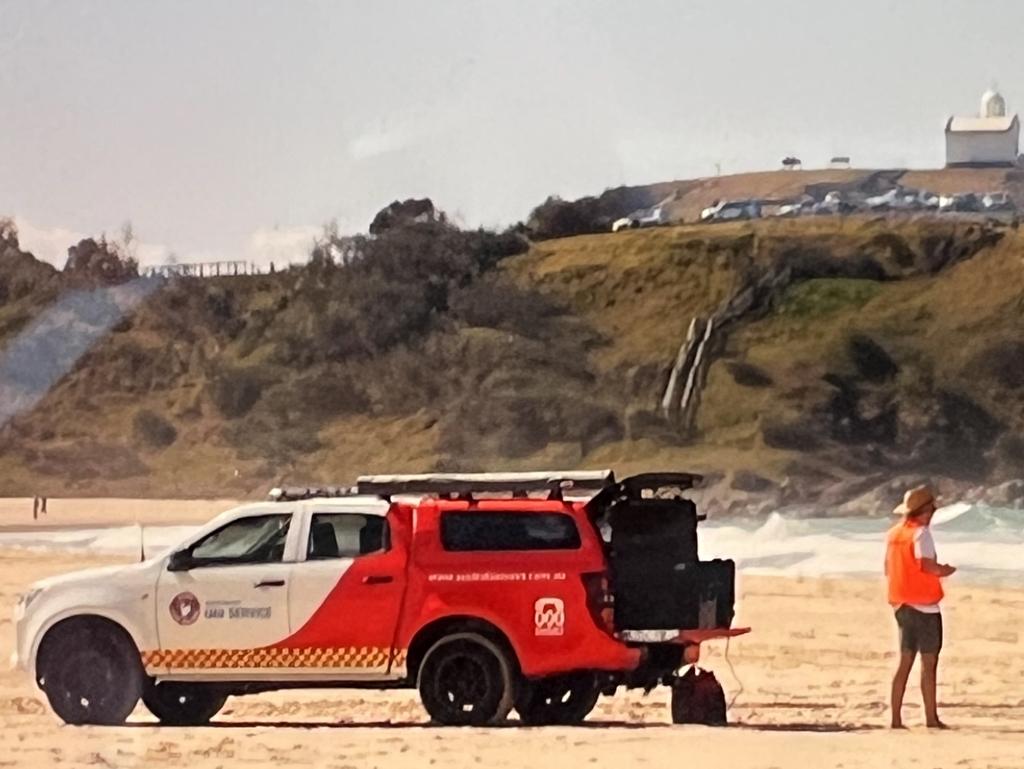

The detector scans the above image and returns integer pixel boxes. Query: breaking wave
[697,504,1023,585]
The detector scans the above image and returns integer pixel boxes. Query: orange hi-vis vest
[886,520,944,607]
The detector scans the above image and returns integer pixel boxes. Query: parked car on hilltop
[810,191,855,215]
[773,202,803,217]
[700,199,761,222]
[983,192,1014,211]
[938,194,961,213]
[612,205,666,232]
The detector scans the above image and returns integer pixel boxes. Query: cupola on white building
[945,89,1020,167]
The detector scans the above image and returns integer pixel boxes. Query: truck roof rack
[355,470,614,499]
[270,470,703,504]
[268,485,361,501]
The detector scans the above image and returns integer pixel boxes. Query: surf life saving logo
[534,597,565,636]
[169,592,201,626]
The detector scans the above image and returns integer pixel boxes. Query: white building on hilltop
[945,88,1020,167]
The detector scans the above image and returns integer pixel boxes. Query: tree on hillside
[525,185,665,240]
[368,198,442,235]
[117,221,138,263]
[268,215,528,365]
[0,218,60,306]
[0,217,18,247]
[527,195,604,240]
[63,237,139,287]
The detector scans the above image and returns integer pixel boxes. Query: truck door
[154,510,296,675]
[281,505,409,680]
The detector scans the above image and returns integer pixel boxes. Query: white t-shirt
[909,527,941,614]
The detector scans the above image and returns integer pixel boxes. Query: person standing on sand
[885,485,956,729]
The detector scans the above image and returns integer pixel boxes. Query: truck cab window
[188,514,291,565]
[307,513,388,560]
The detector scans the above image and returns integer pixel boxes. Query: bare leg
[920,653,945,727]
[890,651,915,728]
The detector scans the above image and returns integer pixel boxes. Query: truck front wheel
[417,633,515,726]
[516,672,600,725]
[143,682,228,725]
[37,618,144,726]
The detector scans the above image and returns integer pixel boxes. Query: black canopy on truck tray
[584,472,704,515]
[582,472,734,633]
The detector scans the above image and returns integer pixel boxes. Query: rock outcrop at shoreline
[697,474,1024,519]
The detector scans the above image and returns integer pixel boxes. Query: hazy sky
[2,0,1023,267]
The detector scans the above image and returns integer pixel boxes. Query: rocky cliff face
[1,215,1022,513]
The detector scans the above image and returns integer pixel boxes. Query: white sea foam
[0,525,196,556]
[700,505,1024,585]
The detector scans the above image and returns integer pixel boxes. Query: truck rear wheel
[143,682,228,725]
[516,672,600,725]
[37,618,144,726]
[417,633,515,726]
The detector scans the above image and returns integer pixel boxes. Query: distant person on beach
[31,496,49,519]
[885,486,956,729]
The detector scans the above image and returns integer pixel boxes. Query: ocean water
[701,503,1024,586]
[0,504,1020,586]
[0,525,196,558]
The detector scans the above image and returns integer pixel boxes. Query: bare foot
[890,722,907,730]
[926,720,949,730]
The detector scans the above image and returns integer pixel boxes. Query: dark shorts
[895,605,943,654]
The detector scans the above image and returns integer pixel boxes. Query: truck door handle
[362,575,393,585]
[254,579,286,588]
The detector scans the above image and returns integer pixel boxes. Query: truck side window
[441,512,581,552]
[307,513,388,560]
[189,514,291,566]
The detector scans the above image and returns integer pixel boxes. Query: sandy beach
[0,498,240,529]
[0,503,1021,768]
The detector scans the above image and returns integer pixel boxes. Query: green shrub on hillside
[847,334,898,383]
[726,361,774,388]
[527,196,606,240]
[279,370,369,418]
[224,415,322,464]
[969,340,1024,389]
[263,222,529,366]
[992,432,1024,468]
[0,220,58,307]
[525,186,664,240]
[132,409,177,449]
[762,418,822,451]
[449,278,560,335]
[208,367,264,419]
[778,279,882,319]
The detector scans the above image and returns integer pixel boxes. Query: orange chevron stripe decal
[142,646,408,670]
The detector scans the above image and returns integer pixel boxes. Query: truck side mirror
[167,550,194,572]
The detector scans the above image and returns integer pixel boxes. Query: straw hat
[893,485,938,516]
